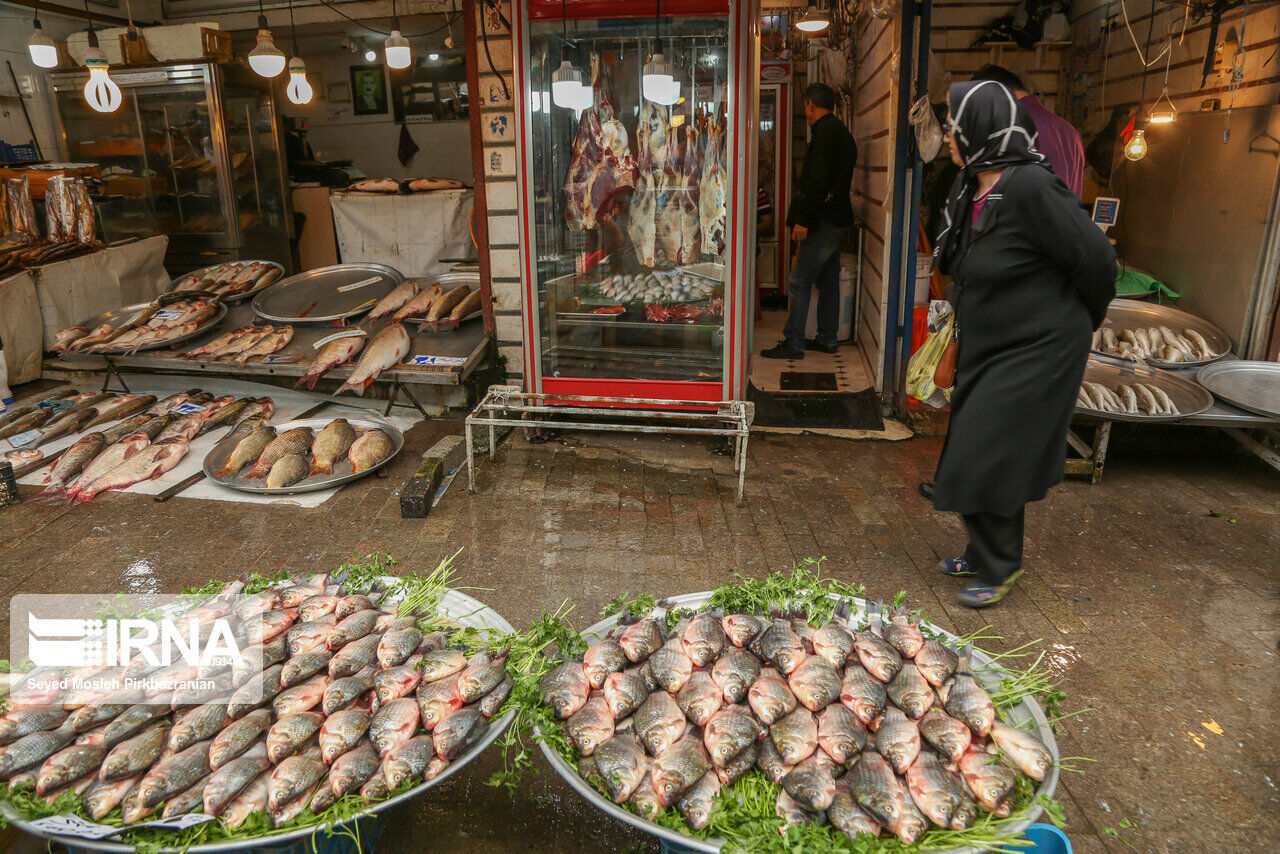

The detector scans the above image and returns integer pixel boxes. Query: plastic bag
[69,179,97,245]
[6,177,36,240]
[909,95,943,162]
[45,175,72,243]
[906,313,955,407]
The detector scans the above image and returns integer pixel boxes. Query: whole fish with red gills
[336,323,410,395]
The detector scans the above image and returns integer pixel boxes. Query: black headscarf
[933,80,1047,276]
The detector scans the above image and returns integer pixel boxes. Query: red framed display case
[513,0,760,402]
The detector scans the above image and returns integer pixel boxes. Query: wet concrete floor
[0,409,1277,853]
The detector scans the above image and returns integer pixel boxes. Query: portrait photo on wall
[351,65,388,115]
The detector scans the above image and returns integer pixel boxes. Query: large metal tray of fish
[537,591,1060,854]
[70,301,228,355]
[1075,356,1213,422]
[1197,360,1280,419]
[167,261,286,304]
[203,417,404,495]
[253,264,404,324]
[0,577,516,853]
[1092,301,1231,367]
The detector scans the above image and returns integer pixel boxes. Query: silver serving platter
[1093,301,1232,368]
[1,579,515,853]
[167,260,286,304]
[203,416,404,494]
[253,263,404,324]
[538,591,1060,854]
[1077,356,1214,422]
[1197,360,1280,418]
[72,301,228,355]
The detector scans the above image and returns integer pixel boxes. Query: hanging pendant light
[1124,128,1148,161]
[248,0,286,78]
[384,0,412,69]
[284,1,312,105]
[795,5,832,34]
[643,53,675,103]
[81,7,120,114]
[28,3,57,69]
[550,0,588,109]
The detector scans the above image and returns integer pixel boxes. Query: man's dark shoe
[918,481,935,500]
[805,339,838,354]
[761,341,804,360]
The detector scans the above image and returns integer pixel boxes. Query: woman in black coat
[932,81,1117,607]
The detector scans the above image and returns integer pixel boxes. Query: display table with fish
[535,589,1061,853]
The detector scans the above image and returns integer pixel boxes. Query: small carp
[840,665,888,730]
[337,322,410,395]
[210,708,273,769]
[789,656,842,713]
[228,664,285,719]
[771,707,818,765]
[704,704,764,768]
[382,735,435,790]
[905,749,966,827]
[376,627,423,669]
[812,624,855,670]
[215,425,276,478]
[594,735,648,803]
[36,743,106,794]
[583,639,627,689]
[369,697,419,758]
[602,664,653,719]
[883,606,924,658]
[221,771,270,829]
[265,453,309,489]
[248,426,313,479]
[101,722,169,781]
[681,614,726,667]
[325,668,376,715]
[374,656,425,706]
[919,708,972,763]
[335,595,375,620]
[329,740,379,796]
[874,706,921,775]
[289,618,339,657]
[245,608,298,646]
[752,621,807,675]
[298,594,339,623]
[327,609,380,651]
[100,705,165,748]
[635,691,688,757]
[990,719,1053,781]
[319,709,371,764]
[168,701,227,753]
[776,789,826,830]
[848,749,903,828]
[675,670,723,727]
[0,725,77,779]
[434,707,487,760]
[204,742,270,816]
[647,637,693,694]
[618,618,665,663]
[479,675,513,718]
[161,773,210,818]
[855,629,902,683]
[0,707,68,745]
[309,419,358,475]
[268,754,325,812]
[886,662,935,720]
[817,704,866,764]
[297,335,366,390]
[941,650,995,737]
[267,712,324,764]
[747,667,798,726]
[274,673,330,716]
[716,739,757,786]
[712,649,760,705]
[755,736,790,785]
[652,731,710,807]
[721,614,764,648]
[416,673,463,731]
[84,774,140,820]
[783,751,838,811]
[349,428,396,473]
[891,787,930,844]
[540,661,591,719]
[828,781,881,840]
[675,771,720,830]
[136,740,211,808]
[281,650,333,689]
[457,653,507,704]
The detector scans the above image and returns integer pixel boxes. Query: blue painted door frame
[881,0,932,403]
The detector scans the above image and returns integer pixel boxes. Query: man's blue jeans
[782,222,846,351]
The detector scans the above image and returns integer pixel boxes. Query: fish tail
[296,372,321,391]
[359,377,376,394]
[307,462,332,477]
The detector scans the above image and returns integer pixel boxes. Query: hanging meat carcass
[627,100,670,266]
[698,115,728,257]
[655,121,702,265]
[564,55,638,232]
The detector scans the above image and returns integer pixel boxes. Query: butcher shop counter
[45,300,489,413]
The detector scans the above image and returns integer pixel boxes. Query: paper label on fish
[171,403,208,415]
[3,429,41,449]
[314,328,368,349]
[409,355,467,366]
[153,308,185,320]
[27,815,122,839]
[336,276,385,292]
[136,813,219,830]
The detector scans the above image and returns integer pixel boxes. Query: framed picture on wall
[327,82,351,103]
[350,65,388,115]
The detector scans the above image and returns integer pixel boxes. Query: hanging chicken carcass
[564,55,638,232]
[627,99,670,266]
[698,114,728,257]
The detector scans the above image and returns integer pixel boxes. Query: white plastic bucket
[805,255,857,341]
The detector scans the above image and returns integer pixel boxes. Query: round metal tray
[1092,301,1232,368]
[253,263,404,324]
[1197,360,1280,418]
[167,261,286,304]
[1076,356,1214,421]
[72,301,228,355]
[1,580,515,853]
[538,591,1061,854]
[203,416,404,494]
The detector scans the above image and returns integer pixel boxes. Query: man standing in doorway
[973,64,1084,197]
[761,82,858,359]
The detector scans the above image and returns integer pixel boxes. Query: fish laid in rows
[296,335,366,390]
[336,323,410,395]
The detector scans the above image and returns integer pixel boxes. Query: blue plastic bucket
[1023,822,1073,854]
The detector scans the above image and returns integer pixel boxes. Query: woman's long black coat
[933,164,1117,517]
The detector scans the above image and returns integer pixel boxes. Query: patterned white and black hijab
[933,80,1047,276]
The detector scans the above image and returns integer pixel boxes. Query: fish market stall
[329,187,476,279]
[0,557,517,851]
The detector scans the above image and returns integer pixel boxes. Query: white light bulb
[385,30,411,69]
[551,60,584,109]
[655,78,681,107]
[570,82,594,111]
[428,53,440,61]
[248,28,286,78]
[642,54,675,104]
[28,26,57,69]
[83,48,121,113]
[1124,129,1147,161]
[364,48,377,62]
[286,57,313,105]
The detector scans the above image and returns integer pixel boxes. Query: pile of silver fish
[594,270,717,304]
[214,419,396,489]
[0,388,274,503]
[53,297,221,355]
[1077,380,1180,416]
[0,572,510,834]
[1091,324,1219,363]
[172,262,283,297]
[181,325,295,365]
[542,605,1053,843]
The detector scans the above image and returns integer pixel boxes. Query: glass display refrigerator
[757,60,791,292]
[513,0,760,403]
[50,62,291,274]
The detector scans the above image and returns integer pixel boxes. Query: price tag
[153,308,184,320]
[313,328,368,349]
[258,355,300,364]
[4,429,41,449]
[351,298,379,312]
[35,399,71,411]
[336,276,384,293]
[409,355,466,367]
[171,403,208,415]
[27,815,122,840]
[135,813,219,831]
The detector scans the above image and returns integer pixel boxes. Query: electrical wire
[313,0,458,39]
[1119,0,1170,68]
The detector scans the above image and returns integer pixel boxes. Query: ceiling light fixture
[795,5,832,34]
[364,47,377,62]
[247,0,286,78]
[384,0,412,69]
[80,2,120,113]
[285,0,311,105]
[28,2,57,69]
[550,0,589,109]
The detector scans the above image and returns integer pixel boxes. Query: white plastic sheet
[0,271,41,385]
[330,189,475,279]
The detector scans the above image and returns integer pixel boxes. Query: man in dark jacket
[761,83,858,359]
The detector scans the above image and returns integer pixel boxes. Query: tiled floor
[750,309,874,393]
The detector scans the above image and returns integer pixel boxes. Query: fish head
[652,769,683,807]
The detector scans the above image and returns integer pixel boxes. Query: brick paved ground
[1,419,1277,853]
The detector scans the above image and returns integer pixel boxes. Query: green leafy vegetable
[601,592,658,622]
